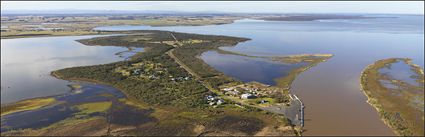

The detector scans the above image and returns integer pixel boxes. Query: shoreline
[359,63,399,136]
[51,71,149,107]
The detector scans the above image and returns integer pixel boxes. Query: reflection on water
[1,83,156,132]
[378,59,424,111]
[201,51,307,85]
[1,36,140,104]
[0,83,120,132]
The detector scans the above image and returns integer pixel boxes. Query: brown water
[292,58,394,135]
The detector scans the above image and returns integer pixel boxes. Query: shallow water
[1,36,142,104]
[1,83,155,132]
[379,60,421,86]
[94,14,424,135]
[377,59,424,113]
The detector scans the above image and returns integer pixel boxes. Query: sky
[1,1,424,14]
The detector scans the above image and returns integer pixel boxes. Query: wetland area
[1,14,424,136]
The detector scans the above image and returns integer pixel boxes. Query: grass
[74,101,112,115]
[68,84,82,89]
[118,98,150,109]
[1,116,107,136]
[245,98,277,107]
[1,97,56,116]
[360,58,424,136]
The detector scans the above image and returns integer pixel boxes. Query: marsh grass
[1,97,56,116]
[360,58,424,136]
[74,101,112,116]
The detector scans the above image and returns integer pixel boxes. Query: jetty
[293,94,305,128]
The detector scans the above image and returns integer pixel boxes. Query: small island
[360,58,424,136]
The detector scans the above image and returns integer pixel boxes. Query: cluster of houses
[115,61,167,80]
[114,61,190,82]
[170,76,191,82]
[206,95,225,107]
[221,86,259,100]
[220,82,285,104]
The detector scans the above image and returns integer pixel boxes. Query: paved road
[166,32,303,127]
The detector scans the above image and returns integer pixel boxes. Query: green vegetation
[53,30,250,109]
[2,30,328,136]
[1,116,107,136]
[74,101,112,116]
[1,97,56,116]
[245,98,277,107]
[47,30,298,136]
[169,32,249,84]
[360,58,424,136]
[54,31,205,108]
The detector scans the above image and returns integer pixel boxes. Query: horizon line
[1,9,424,16]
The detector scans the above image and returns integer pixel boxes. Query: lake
[94,14,424,135]
[1,35,142,104]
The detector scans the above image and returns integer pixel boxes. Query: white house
[217,99,225,105]
[241,93,256,99]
